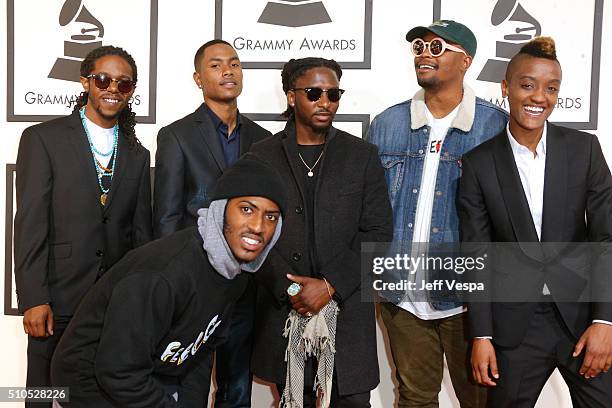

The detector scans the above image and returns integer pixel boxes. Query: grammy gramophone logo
[477,0,541,83]
[48,0,105,82]
[258,0,331,27]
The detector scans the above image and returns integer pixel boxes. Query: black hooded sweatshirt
[50,228,248,407]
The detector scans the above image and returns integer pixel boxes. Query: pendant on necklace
[100,193,108,206]
[308,171,314,177]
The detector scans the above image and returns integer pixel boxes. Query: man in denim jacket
[367,20,507,407]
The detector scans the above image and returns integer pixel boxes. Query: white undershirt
[83,116,115,167]
[397,104,465,320]
[508,124,550,297]
[507,123,546,241]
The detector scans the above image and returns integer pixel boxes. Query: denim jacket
[367,85,508,309]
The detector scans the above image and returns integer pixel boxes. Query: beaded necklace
[79,108,119,206]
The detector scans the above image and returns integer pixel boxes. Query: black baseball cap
[406,20,477,58]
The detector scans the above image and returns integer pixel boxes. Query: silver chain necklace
[298,150,324,177]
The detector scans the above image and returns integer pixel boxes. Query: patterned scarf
[280,300,339,408]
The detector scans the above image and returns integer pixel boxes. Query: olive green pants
[381,303,487,408]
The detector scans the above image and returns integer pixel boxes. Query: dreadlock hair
[194,39,233,70]
[506,37,559,81]
[73,45,141,151]
[280,57,343,118]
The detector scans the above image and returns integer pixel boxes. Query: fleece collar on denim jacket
[410,84,476,132]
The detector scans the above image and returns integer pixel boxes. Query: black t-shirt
[297,144,324,277]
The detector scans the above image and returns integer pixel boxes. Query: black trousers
[212,278,256,407]
[26,316,71,408]
[276,372,371,408]
[489,302,612,408]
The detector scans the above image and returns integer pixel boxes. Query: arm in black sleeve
[132,150,153,247]
[319,145,393,302]
[14,127,52,312]
[255,248,297,306]
[457,155,494,338]
[94,273,181,407]
[154,127,186,238]
[585,135,612,321]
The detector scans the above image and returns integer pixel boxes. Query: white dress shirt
[507,122,550,296]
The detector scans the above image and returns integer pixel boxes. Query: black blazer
[458,123,612,347]
[249,121,393,395]
[153,103,272,238]
[14,111,152,316]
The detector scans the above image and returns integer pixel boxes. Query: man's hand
[573,322,612,378]
[23,304,54,338]
[287,274,335,316]
[471,338,499,386]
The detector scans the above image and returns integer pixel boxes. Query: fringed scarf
[280,300,339,408]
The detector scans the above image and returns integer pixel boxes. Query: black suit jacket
[458,123,612,347]
[14,110,152,316]
[249,121,393,395]
[153,103,272,238]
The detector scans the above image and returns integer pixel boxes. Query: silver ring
[287,282,302,297]
[306,312,313,317]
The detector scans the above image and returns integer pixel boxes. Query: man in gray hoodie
[50,154,285,407]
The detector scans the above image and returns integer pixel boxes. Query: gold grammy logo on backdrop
[477,0,541,83]
[258,0,331,27]
[48,0,105,82]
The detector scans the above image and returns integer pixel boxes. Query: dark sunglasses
[86,73,136,94]
[292,87,345,102]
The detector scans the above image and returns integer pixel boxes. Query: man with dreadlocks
[14,45,152,406]
[459,37,612,407]
[250,57,392,407]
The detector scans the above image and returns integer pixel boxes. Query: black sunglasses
[86,73,136,94]
[292,87,345,102]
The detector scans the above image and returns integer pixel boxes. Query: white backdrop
[1,1,611,407]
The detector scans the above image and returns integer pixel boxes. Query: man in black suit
[14,45,152,407]
[153,39,271,407]
[250,57,392,407]
[458,37,612,407]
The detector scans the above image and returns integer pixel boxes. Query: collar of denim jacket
[410,84,475,133]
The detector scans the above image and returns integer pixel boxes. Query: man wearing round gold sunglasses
[367,20,507,407]
[84,73,137,95]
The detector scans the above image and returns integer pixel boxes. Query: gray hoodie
[197,199,283,280]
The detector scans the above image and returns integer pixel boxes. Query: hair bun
[519,36,557,60]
